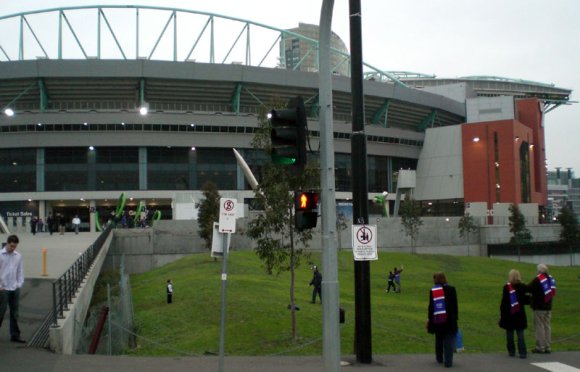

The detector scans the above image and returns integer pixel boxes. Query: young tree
[336,210,348,251]
[399,194,423,254]
[246,103,318,340]
[196,181,221,251]
[557,205,579,246]
[458,213,478,256]
[508,203,532,245]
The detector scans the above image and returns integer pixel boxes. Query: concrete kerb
[49,233,114,354]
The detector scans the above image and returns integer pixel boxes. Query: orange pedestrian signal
[294,191,318,230]
[300,193,308,209]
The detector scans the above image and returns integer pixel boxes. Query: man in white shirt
[72,215,81,235]
[0,234,26,343]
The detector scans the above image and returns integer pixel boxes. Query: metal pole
[218,232,229,372]
[107,283,112,355]
[319,1,341,371]
[349,0,372,364]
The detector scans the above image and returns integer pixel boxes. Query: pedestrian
[394,265,404,293]
[30,216,38,235]
[426,272,458,368]
[0,235,26,343]
[529,263,556,354]
[58,213,66,235]
[37,218,44,233]
[499,269,529,359]
[166,279,173,304]
[72,215,81,235]
[386,271,396,293]
[309,265,322,304]
[47,212,54,235]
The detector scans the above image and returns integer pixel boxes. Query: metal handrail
[51,225,113,326]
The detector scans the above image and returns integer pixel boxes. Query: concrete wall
[110,218,564,274]
[49,233,114,354]
[490,253,579,267]
[414,125,464,200]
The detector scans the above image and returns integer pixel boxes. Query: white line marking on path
[532,362,580,372]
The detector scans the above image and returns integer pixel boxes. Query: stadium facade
[0,6,573,232]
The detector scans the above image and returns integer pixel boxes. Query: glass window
[45,148,88,191]
[95,147,139,190]
[0,148,36,192]
[335,153,352,191]
[196,148,237,190]
[147,147,191,190]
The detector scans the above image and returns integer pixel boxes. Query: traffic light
[294,191,319,230]
[269,96,307,169]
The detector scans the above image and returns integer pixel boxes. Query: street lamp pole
[319,0,341,370]
[349,0,372,364]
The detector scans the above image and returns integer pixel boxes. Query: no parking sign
[351,225,378,261]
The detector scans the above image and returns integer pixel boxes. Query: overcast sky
[1,0,578,174]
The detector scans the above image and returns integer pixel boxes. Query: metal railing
[52,225,113,326]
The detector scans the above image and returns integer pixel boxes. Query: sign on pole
[351,224,378,261]
[211,222,231,257]
[218,198,237,233]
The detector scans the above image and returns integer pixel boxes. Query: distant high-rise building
[281,23,349,76]
[547,168,579,221]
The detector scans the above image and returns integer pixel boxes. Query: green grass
[127,251,580,356]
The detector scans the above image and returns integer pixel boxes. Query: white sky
[1,0,579,174]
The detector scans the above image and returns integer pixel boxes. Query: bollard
[42,245,48,276]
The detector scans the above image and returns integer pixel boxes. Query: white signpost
[217,198,237,372]
[219,198,237,233]
[352,224,378,261]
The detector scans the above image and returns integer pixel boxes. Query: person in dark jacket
[499,269,529,358]
[309,266,322,304]
[529,263,556,354]
[426,272,458,368]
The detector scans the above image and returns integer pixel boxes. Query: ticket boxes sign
[351,224,378,261]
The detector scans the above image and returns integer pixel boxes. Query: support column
[139,147,147,190]
[89,200,96,233]
[36,148,45,192]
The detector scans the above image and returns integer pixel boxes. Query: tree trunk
[289,207,297,340]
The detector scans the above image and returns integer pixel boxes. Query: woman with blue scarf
[499,269,529,359]
[426,272,458,368]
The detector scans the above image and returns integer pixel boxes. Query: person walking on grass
[499,269,529,359]
[0,235,26,343]
[394,265,404,293]
[386,271,396,293]
[426,272,458,368]
[166,279,173,304]
[309,266,322,304]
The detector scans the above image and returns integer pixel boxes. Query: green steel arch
[0,5,408,87]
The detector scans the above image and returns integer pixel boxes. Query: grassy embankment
[128,251,580,356]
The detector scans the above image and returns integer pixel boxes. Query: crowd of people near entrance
[27,212,82,235]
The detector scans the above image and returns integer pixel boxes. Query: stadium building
[0,6,573,232]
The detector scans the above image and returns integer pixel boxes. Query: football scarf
[507,282,520,314]
[537,273,556,303]
[432,285,447,324]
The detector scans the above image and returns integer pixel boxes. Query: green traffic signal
[269,96,307,169]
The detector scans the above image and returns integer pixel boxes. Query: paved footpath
[0,347,578,372]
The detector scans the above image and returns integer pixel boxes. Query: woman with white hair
[499,269,530,358]
[528,263,556,354]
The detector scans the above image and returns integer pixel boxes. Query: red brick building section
[462,98,547,209]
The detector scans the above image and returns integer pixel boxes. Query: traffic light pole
[319,1,341,371]
[349,0,372,364]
